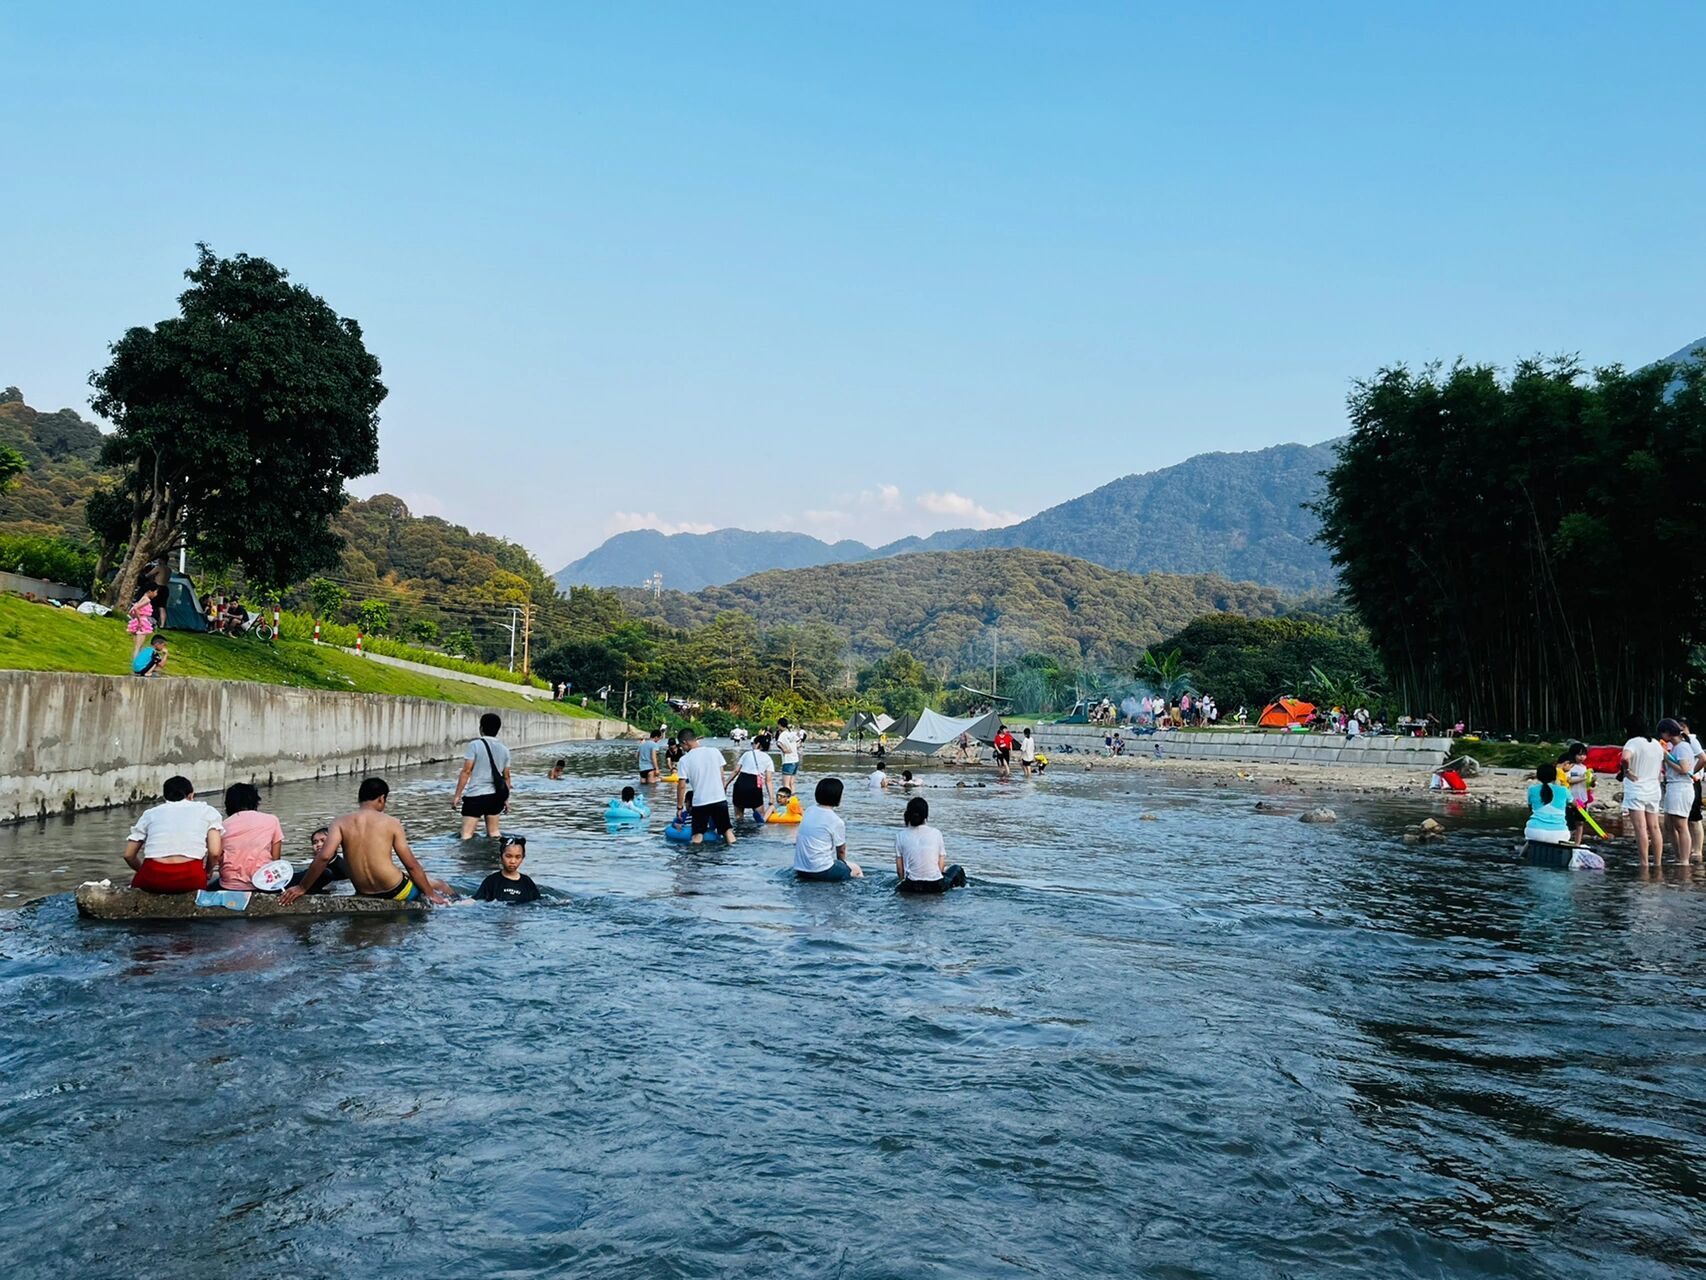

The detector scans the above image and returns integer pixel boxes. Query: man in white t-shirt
[869,767,888,791]
[793,777,860,880]
[776,718,803,788]
[1019,728,1037,775]
[122,775,224,894]
[676,728,735,846]
[1657,718,1698,865]
[1620,726,1666,867]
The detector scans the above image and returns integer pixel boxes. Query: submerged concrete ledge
[0,670,633,823]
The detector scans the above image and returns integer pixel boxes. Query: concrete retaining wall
[0,570,86,602]
[1034,723,1453,769]
[0,670,631,823]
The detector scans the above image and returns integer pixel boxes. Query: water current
[2,743,1704,1278]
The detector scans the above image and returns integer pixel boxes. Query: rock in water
[1299,807,1337,824]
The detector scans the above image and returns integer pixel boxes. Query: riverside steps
[0,670,634,823]
[1037,724,1454,770]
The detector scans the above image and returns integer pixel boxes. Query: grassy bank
[0,594,612,720]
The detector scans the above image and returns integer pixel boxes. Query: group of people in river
[1524,718,1705,869]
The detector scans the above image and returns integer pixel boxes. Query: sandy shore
[1014,751,1558,811]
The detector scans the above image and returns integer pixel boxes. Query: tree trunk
[108,483,180,608]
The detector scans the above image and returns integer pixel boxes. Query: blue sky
[4,2,1702,569]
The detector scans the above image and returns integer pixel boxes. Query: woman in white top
[893,797,966,895]
[730,734,776,821]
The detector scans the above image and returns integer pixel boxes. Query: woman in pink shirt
[218,782,285,890]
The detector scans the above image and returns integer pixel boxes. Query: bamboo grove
[1313,354,1706,738]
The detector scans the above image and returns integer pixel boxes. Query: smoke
[1121,696,1141,720]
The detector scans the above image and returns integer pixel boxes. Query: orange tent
[1258,697,1315,728]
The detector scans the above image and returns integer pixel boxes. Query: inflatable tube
[664,819,726,844]
[766,809,802,824]
[604,800,650,821]
[660,774,680,783]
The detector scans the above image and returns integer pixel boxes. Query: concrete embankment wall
[1034,724,1454,770]
[0,670,631,823]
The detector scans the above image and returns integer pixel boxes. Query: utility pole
[992,623,998,698]
[506,606,520,672]
[521,602,531,677]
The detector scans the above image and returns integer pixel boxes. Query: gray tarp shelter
[894,708,1003,755]
[842,710,897,739]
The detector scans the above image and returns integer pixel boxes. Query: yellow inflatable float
[767,799,804,824]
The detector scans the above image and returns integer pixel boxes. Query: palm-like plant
[1137,648,1192,702]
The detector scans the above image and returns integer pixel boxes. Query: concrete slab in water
[75,881,429,921]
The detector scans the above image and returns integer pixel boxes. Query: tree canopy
[90,245,386,598]
[1313,355,1706,735]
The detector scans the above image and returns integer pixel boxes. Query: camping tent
[894,708,1003,755]
[1257,697,1314,728]
[163,574,208,631]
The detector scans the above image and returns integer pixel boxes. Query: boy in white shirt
[793,778,861,881]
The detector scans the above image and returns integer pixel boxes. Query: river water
[2,743,1703,1279]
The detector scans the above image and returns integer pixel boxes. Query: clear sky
[4,2,1702,569]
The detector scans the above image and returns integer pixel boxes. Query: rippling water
[2,743,1704,1278]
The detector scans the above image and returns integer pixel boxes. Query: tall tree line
[1313,354,1706,736]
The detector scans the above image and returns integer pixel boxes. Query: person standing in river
[281,777,448,905]
[637,728,664,784]
[676,727,734,846]
[1620,720,1665,868]
[451,712,513,839]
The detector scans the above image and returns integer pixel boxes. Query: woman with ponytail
[1524,763,1574,846]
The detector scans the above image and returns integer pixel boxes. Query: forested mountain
[554,527,870,592]
[895,442,1340,590]
[556,440,1341,593]
[0,387,107,538]
[615,548,1287,672]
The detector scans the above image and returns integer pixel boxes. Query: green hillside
[0,593,608,719]
[617,548,1287,671]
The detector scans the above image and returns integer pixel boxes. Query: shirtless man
[279,777,449,905]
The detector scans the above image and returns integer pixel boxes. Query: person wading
[451,712,513,840]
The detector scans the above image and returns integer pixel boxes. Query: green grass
[0,594,613,720]
[1446,739,1570,770]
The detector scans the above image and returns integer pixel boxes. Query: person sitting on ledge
[123,775,223,894]
[1524,763,1575,846]
[280,777,449,905]
[893,796,967,895]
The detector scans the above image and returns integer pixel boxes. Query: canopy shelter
[894,708,1004,755]
[842,710,896,739]
[163,574,208,632]
[1257,697,1314,728]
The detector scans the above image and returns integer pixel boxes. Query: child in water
[606,786,650,820]
[473,835,540,902]
[768,786,803,822]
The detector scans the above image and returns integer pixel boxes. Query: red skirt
[132,859,209,894]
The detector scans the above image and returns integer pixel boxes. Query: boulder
[1299,807,1337,824]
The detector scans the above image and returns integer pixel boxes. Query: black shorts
[462,792,505,818]
[732,775,765,810]
[691,801,732,836]
[996,748,1011,764]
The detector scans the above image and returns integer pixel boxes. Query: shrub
[0,535,96,588]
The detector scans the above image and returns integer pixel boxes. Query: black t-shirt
[473,872,540,903]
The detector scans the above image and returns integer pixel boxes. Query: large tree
[1314,355,1706,736]
[90,245,385,599]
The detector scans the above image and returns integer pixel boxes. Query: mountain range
[556,440,1341,593]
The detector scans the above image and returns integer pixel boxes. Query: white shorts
[1622,796,1661,815]
[1662,788,1694,817]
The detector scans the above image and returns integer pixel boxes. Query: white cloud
[606,511,719,537]
[915,490,1020,529]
